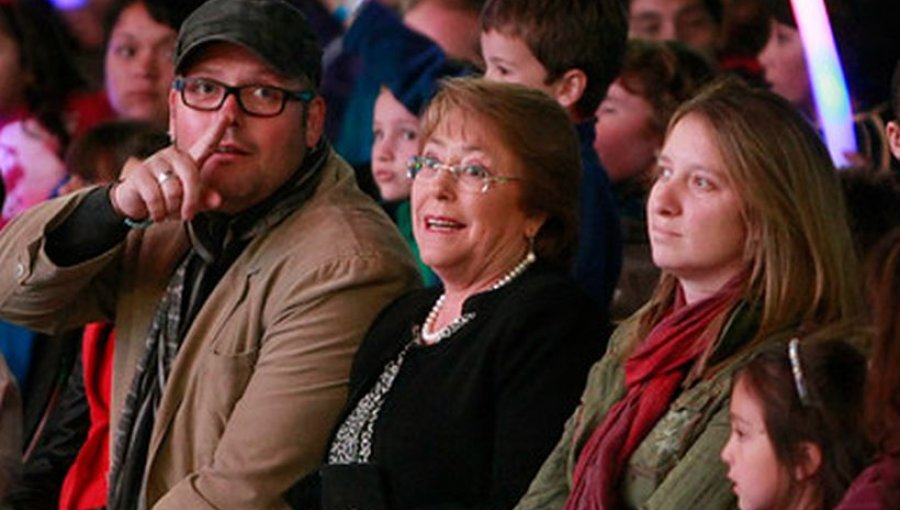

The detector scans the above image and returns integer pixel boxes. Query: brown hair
[617,39,716,136]
[65,120,170,185]
[635,77,864,367]
[480,0,627,120]
[103,0,205,43]
[0,0,87,147]
[401,0,485,13]
[624,0,724,24]
[735,339,870,509]
[863,228,900,454]
[419,77,581,266]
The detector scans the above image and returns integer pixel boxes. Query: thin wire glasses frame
[173,76,315,117]
[406,155,522,194]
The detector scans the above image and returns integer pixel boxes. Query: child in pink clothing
[0,0,111,228]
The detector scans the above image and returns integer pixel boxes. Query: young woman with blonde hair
[516,76,865,510]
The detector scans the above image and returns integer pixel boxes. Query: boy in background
[480,0,627,312]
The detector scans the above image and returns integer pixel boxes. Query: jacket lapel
[144,261,258,472]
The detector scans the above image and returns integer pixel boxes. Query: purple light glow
[51,0,88,10]
[790,0,857,168]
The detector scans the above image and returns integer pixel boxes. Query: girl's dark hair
[863,228,900,454]
[736,339,871,508]
[102,0,206,39]
[0,0,88,147]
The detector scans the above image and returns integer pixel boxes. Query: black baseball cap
[173,0,323,87]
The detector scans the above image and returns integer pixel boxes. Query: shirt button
[14,262,25,279]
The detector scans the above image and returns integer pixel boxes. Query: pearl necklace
[418,251,536,345]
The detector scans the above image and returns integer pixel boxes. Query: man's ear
[304,95,327,148]
[551,68,588,112]
[793,442,823,481]
[887,120,900,161]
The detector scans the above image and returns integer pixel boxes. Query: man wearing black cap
[0,0,420,508]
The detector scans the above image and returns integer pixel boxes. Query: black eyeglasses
[173,77,315,117]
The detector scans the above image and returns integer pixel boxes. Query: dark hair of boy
[618,39,716,135]
[480,0,628,120]
[65,119,170,185]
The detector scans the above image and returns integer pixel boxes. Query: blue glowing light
[790,0,857,168]
[51,0,88,10]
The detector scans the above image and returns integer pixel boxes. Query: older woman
[515,77,866,510]
[287,77,607,510]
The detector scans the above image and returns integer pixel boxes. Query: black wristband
[109,181,152,229]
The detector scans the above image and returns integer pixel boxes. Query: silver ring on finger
[157,170,175,186]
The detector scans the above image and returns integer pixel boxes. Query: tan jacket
[0,152,421,509]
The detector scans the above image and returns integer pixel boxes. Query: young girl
[722,338,871,510]
[0,0,109,229]
[369,85,437,286]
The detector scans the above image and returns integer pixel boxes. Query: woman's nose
[648,179,680,217]
[419,166,456,200]
[133,49,158,78]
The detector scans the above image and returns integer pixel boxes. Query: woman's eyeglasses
[406,155,521,194]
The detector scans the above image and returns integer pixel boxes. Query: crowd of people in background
[0,0,897,509]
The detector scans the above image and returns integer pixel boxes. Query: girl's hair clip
[788,337,811,406]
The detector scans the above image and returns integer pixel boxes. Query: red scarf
[564,281,740,510]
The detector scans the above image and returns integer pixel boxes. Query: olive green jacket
[516,302,783,510]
